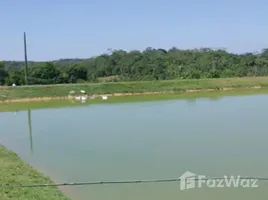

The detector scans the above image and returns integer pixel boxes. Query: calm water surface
[1,94,268,200]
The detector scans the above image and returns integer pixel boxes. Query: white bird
[80,90,86,94]
[102,95,108,100]
[75,96,81,100]
[81,96,87,100]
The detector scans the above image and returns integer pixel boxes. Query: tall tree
[0,62,7,85]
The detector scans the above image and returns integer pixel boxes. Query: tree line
[1,47,268,85]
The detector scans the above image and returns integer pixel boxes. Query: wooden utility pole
[24,32,28,85]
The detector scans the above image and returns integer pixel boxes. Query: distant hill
[2,59,86,70]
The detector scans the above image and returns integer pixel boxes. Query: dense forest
[1,47,268,85]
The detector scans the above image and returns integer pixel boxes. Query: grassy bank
[1,77,268,101]
[1,88,268,112]
[0,145,70,200]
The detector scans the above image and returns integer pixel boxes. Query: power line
[0,177,267,188]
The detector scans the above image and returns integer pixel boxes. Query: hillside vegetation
[1,47,268,86]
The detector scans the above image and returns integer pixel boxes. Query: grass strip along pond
[0,145,70,200]
[1,77,268,102]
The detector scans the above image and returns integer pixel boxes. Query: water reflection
[186,96,222,106]
[207,96,222,101]
[186,98,197,106]
[27,108,33,153]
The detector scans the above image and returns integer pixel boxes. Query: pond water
[0,93,268,200]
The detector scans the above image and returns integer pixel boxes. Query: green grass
[2,77,268,100]
[0,145,70,200]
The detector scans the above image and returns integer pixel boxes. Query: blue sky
[1,0,268,61]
